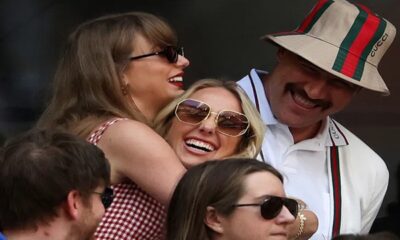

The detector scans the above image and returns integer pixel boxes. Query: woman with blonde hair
[154,78,265,166]
[156,79,319,239]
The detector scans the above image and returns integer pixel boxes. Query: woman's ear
[204,206,224,234]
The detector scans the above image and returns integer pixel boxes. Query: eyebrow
[253,194,274,202]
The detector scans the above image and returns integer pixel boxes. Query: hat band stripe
[332,5,382,80]
[332,7,368,77]
[354,18,386,80]
[297,0,334,33]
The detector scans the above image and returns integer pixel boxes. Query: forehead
[240,171,285,201]
[188,87,242,112]
[133,34,156,52]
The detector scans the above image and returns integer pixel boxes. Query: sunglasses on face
[233,195,299,220]
[129,46,184,63]
[93,187,114,209]
[174,99,250,137]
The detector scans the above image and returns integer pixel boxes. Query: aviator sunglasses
[232,195,299,220]
[129,46,184,63]
[174,99,250,137]
[93,187,114,209]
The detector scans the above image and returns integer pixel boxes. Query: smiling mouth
[287,84,331,110]
[168,76,183,87]
[185,139,215,152]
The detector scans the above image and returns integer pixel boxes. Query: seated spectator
[0,129,112,240]
[166,158,300,240]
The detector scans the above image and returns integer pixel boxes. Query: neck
[130,96,158,122]
[289,121,322,143]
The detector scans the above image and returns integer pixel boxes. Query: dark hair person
[0,129,111,240]
[167,158,297,240]
[37,12,190,239]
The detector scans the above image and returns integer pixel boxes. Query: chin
[181,156,208,169]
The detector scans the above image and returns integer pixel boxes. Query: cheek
[166,120,195,145]
[331,90,354,111]
[217,136,242,157]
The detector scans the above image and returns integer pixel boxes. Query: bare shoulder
[95,119,184,204]
[99,119,164,146]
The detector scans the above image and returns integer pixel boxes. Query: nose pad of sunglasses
[198,113,218,133]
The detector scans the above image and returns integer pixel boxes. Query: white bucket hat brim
[261,0,396,95]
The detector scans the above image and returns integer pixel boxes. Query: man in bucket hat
[238,0,396,239]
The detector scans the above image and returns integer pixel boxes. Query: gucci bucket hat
[263,0,396,95]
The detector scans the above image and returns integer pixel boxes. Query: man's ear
[64,190,81,220]
[276,47,287,62]
[204,206,224,234]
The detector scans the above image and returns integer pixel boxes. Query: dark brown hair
[0,129,110,230]
[166,158,283,240]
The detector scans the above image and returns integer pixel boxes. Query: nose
[198,113,217,135]
[304,77,329,100]
[275,205,296,224]
[176,54,190,68]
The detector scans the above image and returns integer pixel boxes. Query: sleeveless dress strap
[87,118,128,145]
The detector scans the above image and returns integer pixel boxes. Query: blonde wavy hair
[154,78,265,158]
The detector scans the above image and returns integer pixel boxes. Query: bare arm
[97,120,186,205]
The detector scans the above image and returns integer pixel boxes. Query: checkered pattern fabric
[88,118,167,240]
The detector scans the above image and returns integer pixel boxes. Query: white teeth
[169,76,183,82]
[293,92,316,108]
[185,139,215,152]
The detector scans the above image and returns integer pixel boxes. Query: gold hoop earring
[121,84,129,95]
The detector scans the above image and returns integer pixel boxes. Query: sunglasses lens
[284,198,299,217]
[217,111,249,136]
[260,196,284,220]
[164,46,179,63]
[176,99,210,124]
[101,188,114,209]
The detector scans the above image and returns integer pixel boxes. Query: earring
[121,84,129,95]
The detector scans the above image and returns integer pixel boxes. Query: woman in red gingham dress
[37,12,190,240]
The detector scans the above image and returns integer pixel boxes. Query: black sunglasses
[129,46,184,63]
[232,195,298,220]
[93,187,114,209]
[175,99,250,137]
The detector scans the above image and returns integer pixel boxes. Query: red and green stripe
[297,0,334,33]
[330,146,341,237]
[332,4,387,81]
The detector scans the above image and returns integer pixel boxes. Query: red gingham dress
[88,118,166,240]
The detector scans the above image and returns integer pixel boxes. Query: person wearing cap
[237,0,396,239]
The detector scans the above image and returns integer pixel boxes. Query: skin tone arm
[97,119,186,205]
[288,209,319,240]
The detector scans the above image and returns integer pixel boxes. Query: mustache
[285,83,332,110]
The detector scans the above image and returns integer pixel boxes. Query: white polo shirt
[238,69,351,239]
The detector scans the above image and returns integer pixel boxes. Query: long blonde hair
[37,12,178,137]
[154,78,265,158]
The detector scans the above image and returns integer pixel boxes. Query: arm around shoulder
[96,119,186,205]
